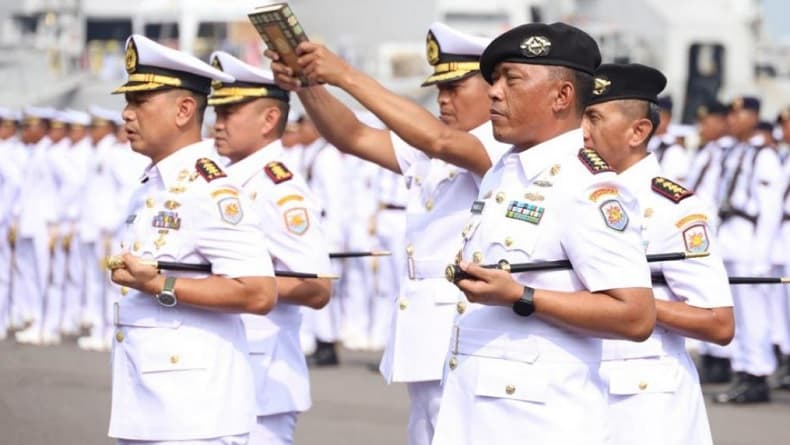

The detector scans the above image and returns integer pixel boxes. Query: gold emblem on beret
[426,31,440,66]
[211,56,224,89]
[696,105,708,119]
[592,77,611,96]
[781,108,790,122]
[732,97,743,111]
[520,35,551,58]
[125,40,138,74]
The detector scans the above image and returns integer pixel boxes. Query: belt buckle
[407,256,416,280]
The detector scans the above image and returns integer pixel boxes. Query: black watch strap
[512,285,535,317]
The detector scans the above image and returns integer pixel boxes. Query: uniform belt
[450,325,602,363]
[601,329,685,361]
[380,203,406,211]
[719,208,757,225]
[407,257,448,280]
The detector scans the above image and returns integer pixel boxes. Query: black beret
[696,99,729,119]
[756,121,774,133]
[479,22,601,83]
[657,95,673,112]
[587,63,666,106]
[730,96,760,113]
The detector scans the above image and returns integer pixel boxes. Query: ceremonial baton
[652,274,789,286]
[445,251,710,283]
[329,250,391,259]
[106,256,339,280]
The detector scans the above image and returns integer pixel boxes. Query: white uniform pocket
[474,358,548,404]
[607,359,682,395]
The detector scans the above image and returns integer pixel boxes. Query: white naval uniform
[686,136,736,211]
[650,134,689,186]
[109,140,272,441]
[13,136,56,328]
[226,140,331,445]
[432,129,651,445]
[0,136,22,335]
[771,156,790,355]
[300,138,345,346]
[599,154,732,445]
[717,139,783,376]
[378,121,508,445]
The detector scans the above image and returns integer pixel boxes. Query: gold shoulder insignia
[577,148,613,174]
[195,158,227,182]
[651,176,693,203]
[264,161,293,184]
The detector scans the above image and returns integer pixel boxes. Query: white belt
[407,257,448,280]
[602,328,685,361]
[450,325,602,363]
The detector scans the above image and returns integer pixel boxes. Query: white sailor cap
[113,34,234,95]
[0,107,21,122]
[60,109,91,127]
[89,105,122,127]
[422,22,492,87]
[22,106,56,125]
[207,51,290,106]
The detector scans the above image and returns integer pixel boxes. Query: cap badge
[696,106,708,119]
[592,76,611,96]
[520,36,551,57]
[211,56,224,89]
[426,31,440,65]
[732,98,743,110]
[125,40,138,74]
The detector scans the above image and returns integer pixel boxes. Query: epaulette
[195,157,227,182]
[264,161,293,184]
[577,148,614,174]
[651,176,693,203]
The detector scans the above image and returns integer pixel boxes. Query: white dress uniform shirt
[379,120,509,384]
[686,135,736,211]
[109,140,274,441]
[650,133,689,186]
[226,140,330,418]
[600,154,732,445]
[432,129,652,445]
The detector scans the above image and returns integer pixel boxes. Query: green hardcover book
[248,2,310,85]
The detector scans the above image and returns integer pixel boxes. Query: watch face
[157,292,177,307]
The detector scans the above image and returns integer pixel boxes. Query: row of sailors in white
[0,105,149,348]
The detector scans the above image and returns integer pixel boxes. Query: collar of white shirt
[618,152,660,192]
[511,128,583,182]
[225,139,285,184]
[145,139,215,189]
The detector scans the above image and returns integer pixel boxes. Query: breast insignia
[651,176,693,203]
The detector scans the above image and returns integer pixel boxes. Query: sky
[762,0,790,41]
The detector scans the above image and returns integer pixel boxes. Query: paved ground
[1,340,789,444]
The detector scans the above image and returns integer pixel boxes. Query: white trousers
[41,241,66,337]
[728,261,777,375]
[117,434,248,445]
[61,236,85,333]
[767,264,790,354]
[341,256,374,342]
[248,413,297,445]
[0,226,11,331]
[406,381,442,445]
[11,236,49,326]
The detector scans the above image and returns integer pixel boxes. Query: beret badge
[520,35,551,58]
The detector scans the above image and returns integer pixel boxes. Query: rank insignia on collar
[264,161,293,184]
[195,157,227,182]
[651,176,693,203]
[599,199,629,231]
[284,207,310,235]
[505,200,544,225]
[578,148,613,174]
[470,200,486,214]
[218,197,243,225]
[683,224,710,254]
[152,211,181,230]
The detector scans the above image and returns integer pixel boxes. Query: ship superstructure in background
[0,0,788,121]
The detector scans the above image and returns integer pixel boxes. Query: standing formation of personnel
[2,14,790,445]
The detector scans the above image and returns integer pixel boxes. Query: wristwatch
[156,276,178,307]
[512,285,535,317]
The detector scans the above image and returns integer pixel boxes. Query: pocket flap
[114,301,182,328]
[246,328,279,355]
[474,358,548,403]
[608,361,681,395]
[137,335,207,373]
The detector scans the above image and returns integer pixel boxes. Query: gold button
[472,251,483,264]
[145,197,154,208]
[120,286,129,296]
[448,171,457,179]
[132,241,141,252]
[495,192,505,204]
[406,244,415,256]
[449,356,458,370]
[115,331,124,342]
[170,355,180,364]
[425,199,434,211]
[456,301,467,314]
[455,250,463,264]
[399,299,409,310]
[504,236,514,247]
[638,381,648,391]
[505,384,516,395]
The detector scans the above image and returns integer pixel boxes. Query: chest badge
[152,211,181,230]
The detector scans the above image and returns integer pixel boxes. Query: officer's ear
[256,99,282,138]
[628,118,653,148]
[173,91,199,129]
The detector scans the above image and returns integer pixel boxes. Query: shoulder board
[195,157,227,182]
[577,148,614,174]
[264,161,293,184]
[651,176,693,203]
